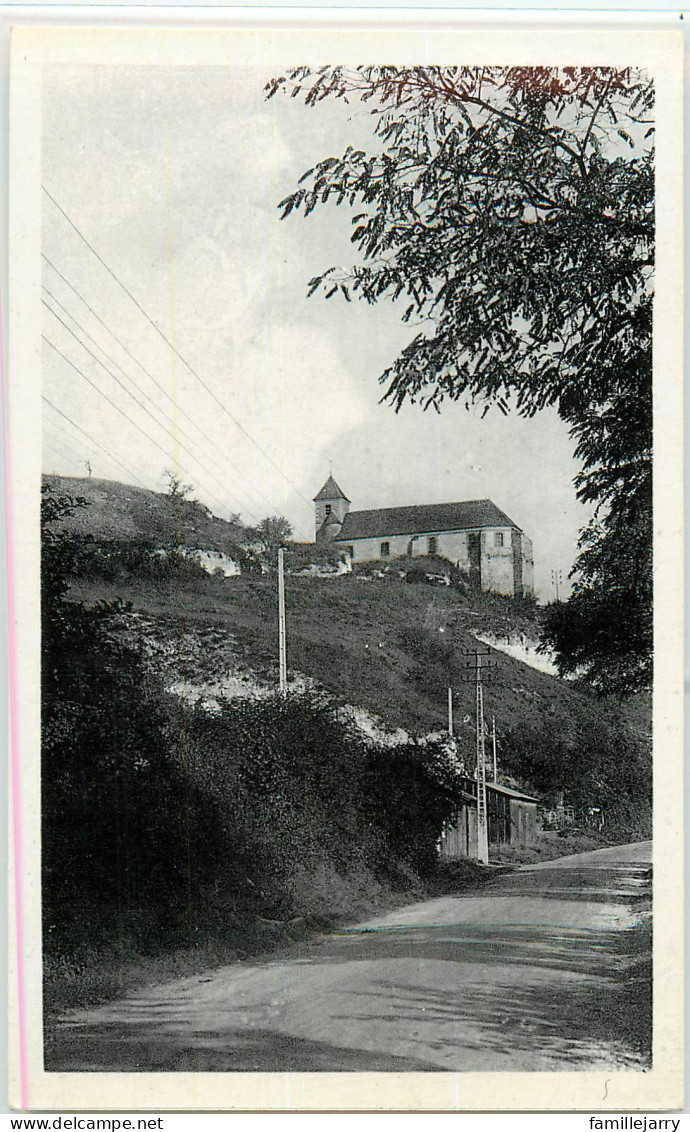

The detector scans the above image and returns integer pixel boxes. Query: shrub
[360,740,463,875]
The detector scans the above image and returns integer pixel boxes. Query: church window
[380,541,390,558]
[495,532,504,548]
[428,536,437,555]
[325,504,332,516]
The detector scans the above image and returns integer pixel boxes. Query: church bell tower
[313,475,350,542]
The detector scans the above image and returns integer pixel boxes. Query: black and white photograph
[7,22,684,1112]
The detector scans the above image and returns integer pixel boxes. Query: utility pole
[492,715,498,783]
[551,568,563,603]
[448,685,454,737]
[278,547,287,693]
[475,659,489,865]
[459,649,495,865]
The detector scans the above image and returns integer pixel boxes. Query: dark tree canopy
[268,66,654,695]
[541,500,652,696]
[255,513,294,550]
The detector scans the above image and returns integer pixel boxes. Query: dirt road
[47,841,652,1072]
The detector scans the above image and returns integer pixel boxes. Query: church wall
[482,530,516,595]
[339,527,506,577]
[519,534,535,596]
[339,530,471,565]
[334,523,533,597]
[341,532,413,563]
[433,531,470,568]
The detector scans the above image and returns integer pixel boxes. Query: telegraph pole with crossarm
[459,648,495,864]
[551,568,563,603]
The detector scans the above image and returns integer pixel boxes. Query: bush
[360,740,463,875]
[390,554,467,590]
[43,487,568,1011]
[43,483,469,1001]
[286,542,345,569]
[499,711,651,839]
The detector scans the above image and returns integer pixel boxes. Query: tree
[267,66,654,694]
[41,484,89,655]
[162,469,194,501]
[255,514,294,550]
[41,486,194,956]
[540,497,652,696]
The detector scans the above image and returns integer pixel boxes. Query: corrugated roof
[313,476,350,503]
[334,499,520,542]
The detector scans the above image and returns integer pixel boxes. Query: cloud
[42,62,592,582]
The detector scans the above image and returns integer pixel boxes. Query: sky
[41,62,593,600]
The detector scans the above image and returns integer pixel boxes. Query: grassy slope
[68,570,649,773]
[51,474,650,798]
[43,474,247,551]
[43,477,652,1016]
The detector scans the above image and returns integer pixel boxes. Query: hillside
[42,474,248,553]
[47,476,651,836]
[41,474,652,1018]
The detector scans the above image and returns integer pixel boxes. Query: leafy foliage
[42,487,466,995]
[42,486,191,949]
[254,513,294,550]
[184,696,469,896]
[361,739,465,873]
[162,469,195,501]
[55,533,235,585]
[41,485,88,616]
[268,66,654,695]
[501,707,652,840]
[540,495,652,696]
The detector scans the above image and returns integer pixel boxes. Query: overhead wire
[42,298,260,523]
[43,427,92,472]
[42,396,154,489]
[41,263,272,519]
[42,185,314,514]
[42,333,239,522]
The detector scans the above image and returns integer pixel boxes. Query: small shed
[438,789,478,859]
[486,781,540,847]
[439,778,539,860]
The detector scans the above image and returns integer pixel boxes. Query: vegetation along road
[48,841,651,1073]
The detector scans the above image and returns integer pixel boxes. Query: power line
[43,426,92,472]
[42,260,311,541]
[42,298,259,523]
[42,396,152,489]
[42,333,238,522]
[41,264,272,519]
[42,185,314,513]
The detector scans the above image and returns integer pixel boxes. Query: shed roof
[459,776,539,805]
[487,782,539,804]
[335,499,520,542]
[313,475,350,503]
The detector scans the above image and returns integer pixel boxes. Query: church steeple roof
[313,475,350,503]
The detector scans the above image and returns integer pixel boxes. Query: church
[313,475,534,598]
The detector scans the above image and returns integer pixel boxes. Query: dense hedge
[42,488,462,980]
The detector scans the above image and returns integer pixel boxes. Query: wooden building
[439,778,539,861]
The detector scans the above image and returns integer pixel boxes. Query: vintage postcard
[7,20,684,1112]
